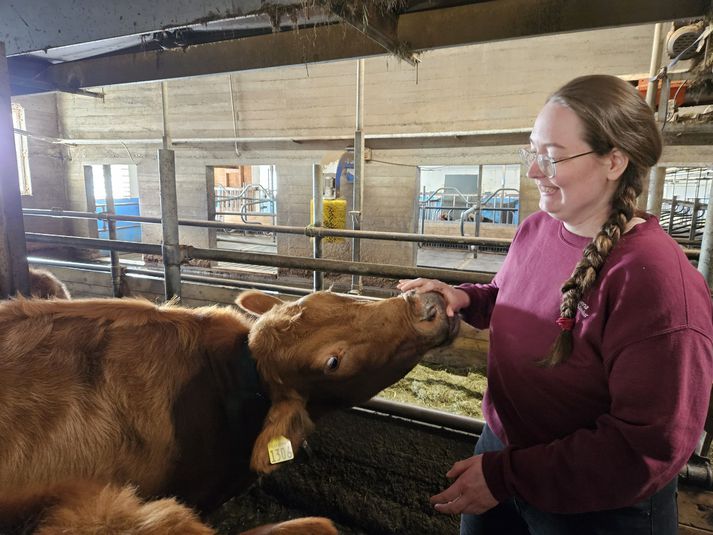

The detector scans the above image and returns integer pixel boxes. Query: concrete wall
[14,23,713,277]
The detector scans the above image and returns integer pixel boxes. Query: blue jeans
[460,425,678,535]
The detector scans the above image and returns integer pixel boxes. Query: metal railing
[419,187,478,225]
[460,188,520,239]
[215,184,276,227]
[23,208,505,290]
[419,187,519,246]
[660,196,708,247]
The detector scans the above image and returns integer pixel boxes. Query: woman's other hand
[430,455,498,515]
[397,278,470,317]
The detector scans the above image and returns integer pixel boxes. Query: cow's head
[235,290,459,473]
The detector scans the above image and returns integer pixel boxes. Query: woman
[398,74,713,534]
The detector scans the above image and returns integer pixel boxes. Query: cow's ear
[250,395,314,474]
[235,291,284,318]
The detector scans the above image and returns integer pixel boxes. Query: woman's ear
[606,148,629,182]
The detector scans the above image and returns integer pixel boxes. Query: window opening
[417,164,519,273]
[11,103,31,195]
[211,165,277,274]
[87,164,142,246]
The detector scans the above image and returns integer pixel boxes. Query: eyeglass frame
[519,147,597,179]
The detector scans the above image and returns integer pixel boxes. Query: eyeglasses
[519,148,596,179]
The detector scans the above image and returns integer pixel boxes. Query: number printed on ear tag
[267,435,294,465]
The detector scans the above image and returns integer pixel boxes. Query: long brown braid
[540,75,662,367]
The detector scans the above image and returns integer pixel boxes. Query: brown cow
[0,289,459,534]
[3,268,71,299]
[28,268,71,299]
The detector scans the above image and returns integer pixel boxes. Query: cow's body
[0,290,458,534]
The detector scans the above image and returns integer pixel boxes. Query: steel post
[698,196,713,287]
[351,59,365,293]
[158,148,181,300]
[641,22,665,211]
[102,164,123,297]
[647,167,667,217]
[312,163,323,291]
[690,198,701,243]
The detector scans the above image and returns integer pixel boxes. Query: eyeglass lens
[520,149,555,178]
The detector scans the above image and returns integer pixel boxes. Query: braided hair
[541,75,662,367]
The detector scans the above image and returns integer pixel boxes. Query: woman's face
[527,101,621,236]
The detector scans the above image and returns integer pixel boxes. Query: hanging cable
[661,80,688,134]
[228,74,241,159]
[120,142,136,164]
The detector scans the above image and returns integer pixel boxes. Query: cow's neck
[166,337,270,511]
[223,338,269,435]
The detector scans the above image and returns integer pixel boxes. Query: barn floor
[417,247,505,273]
[207,409,476,535]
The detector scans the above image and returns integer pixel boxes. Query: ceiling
[3,0,710,97]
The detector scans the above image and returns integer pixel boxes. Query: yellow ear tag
[267,435,294,465]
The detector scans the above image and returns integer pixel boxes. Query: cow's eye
[424,305,437,321]
[326,355,340,372]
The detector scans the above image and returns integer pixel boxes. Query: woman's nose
[526,160,544,179]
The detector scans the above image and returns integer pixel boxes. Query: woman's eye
[326,355,339,371]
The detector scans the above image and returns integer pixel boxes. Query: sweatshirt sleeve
[481,327,713,513]
[455,281,499,329]
[455,217,529,329]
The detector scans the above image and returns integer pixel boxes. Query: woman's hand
[397,278,470,317]
[430,455,499,515]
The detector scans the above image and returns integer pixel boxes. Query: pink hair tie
[556,317,575,331]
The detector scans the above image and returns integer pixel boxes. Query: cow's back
[0,298,250,502]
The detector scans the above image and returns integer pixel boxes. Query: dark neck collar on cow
[238,337,265,398]
[223,338,270,459]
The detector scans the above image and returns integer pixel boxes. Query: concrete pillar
[0,41,29,298]
[159,148,181,300]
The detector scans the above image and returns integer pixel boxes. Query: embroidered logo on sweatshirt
[577,301,590,318]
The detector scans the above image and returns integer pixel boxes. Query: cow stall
[24,259,713,535]
[3,3,713,533]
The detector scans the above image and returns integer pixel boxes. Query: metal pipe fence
[23,208,513,247]
[25,232,494,285]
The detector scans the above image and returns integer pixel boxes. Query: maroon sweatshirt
[457,211,713,513]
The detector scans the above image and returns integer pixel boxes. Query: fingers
[430,482,477,515]
[434,494,482,515]
[430,481,461,508]
[431,455,499,516]
[397,278,446,294]
[445,457,478,479]
[433,494,471,515]
[397,279,468,317]
[397,278,431,292]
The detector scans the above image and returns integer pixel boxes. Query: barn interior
[2,1,713,533]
